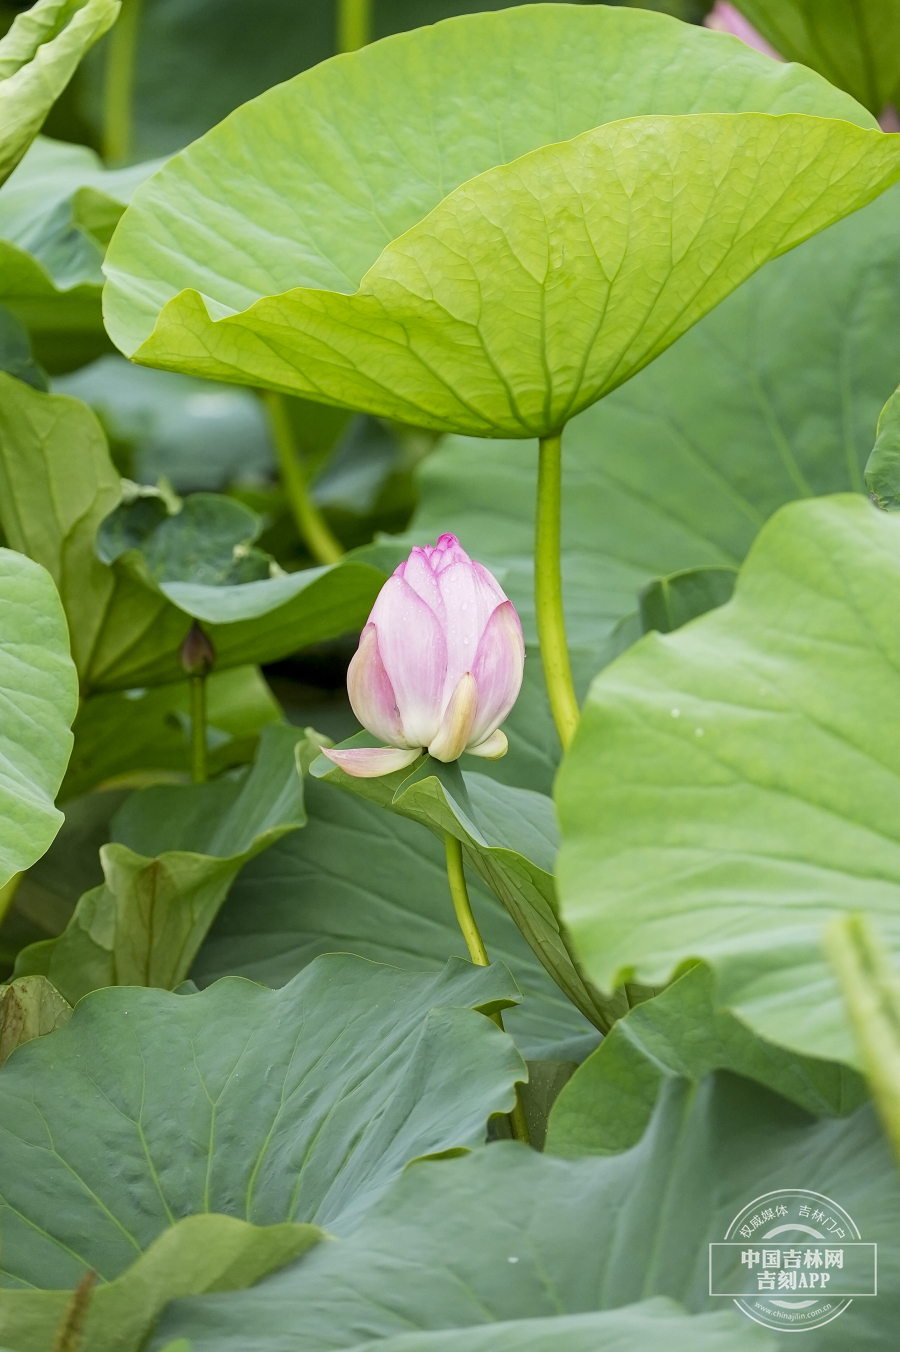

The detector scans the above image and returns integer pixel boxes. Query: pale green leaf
[195,775,598,1061]
[733,0,900,117]
[0,1213,321,1352]
[0,0,119,186]
[16,724,312,1000]
[150,1071,898,1352]
[107,113,900,438]
[0,547,78,888]
[0,953,525,1286]
[556,494,900,1069]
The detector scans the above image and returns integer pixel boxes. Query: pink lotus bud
[322,534,525,778]
[704,2,782,61]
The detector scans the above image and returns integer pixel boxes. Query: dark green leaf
[194,775,599,1061]
[0,300,46,388]
[151,1071,898,1351]
[546,963,866,1159]
[0,954,525,1286]
[639,566,737,635]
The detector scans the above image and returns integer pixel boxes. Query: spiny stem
[535,432,580,751]
[444,833,531,1146]
[102,0,142,164]
[337,0,372,52]
[190,675,207,784]
[262,391,345,566]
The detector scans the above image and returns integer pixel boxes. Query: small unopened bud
[180,621,216,677]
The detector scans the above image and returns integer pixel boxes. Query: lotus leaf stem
[444,832,531,1145]
[190,674,207,784]
[103,0,143,164]
[535,432,580,750]
[262,391,345,567]
[338,0,372,52]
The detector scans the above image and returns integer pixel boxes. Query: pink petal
[401,547,447,624]
[431,533,472,573]
[468,600,525,747]
[466,729,508,760]
[320,745,421,778]
[346,624,409,748]
[368,575,447,747]
[428,673,478,763]
[436,560,506,701]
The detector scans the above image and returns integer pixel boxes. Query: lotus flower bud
[179,621,216,677]
[322,534,525,778]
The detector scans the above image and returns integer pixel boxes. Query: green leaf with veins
[0,138,161,371]
[105,112,900,436]
[313,745,626,1033]
[0,548,78,888]
[149,1072,898,1352]
[390,178,900,792]
[195,774,598,1062]
[545,962,866,1159]
[0,301,46,388]
[0,1213,321,1352]
[556,494,900,1071]
[62,664,282,801]
[0,0,119,187]
[733,0,900,117]
[16,724,314,1001]
[0,374,384,691]
[102,5,878,393]
[0,953,524,1287]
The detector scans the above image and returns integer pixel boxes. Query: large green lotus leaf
[15,724,313,1001]
[195,774,597,1061]
[0,0,118,186]
[545,962,866,1159]
[0,1213,321,1352]
[0,374,385,691]
[388,177,900,792]
[62,664,283,801]
[102,6,875,372]
[556,494,900,1070]
[313,746,622,1032]
[150,1071,898,1352]
[105,112,900,437]
[733,1,900,117]
[0,548,78,888]
[0,953,524,1289]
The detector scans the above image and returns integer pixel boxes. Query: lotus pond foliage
[0,2,899,1350]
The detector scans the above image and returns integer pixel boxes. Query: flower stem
[337,0,372,51]
[444,833,531,1146]
[102,0,142,164]
[535,432,580,751]
[262,391,345,567]
[190,675,207,784]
